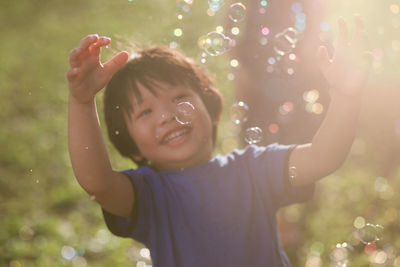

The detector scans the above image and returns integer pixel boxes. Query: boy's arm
[289,15,371,187]
[67,34,132,217]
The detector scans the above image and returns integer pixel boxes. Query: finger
[89,37,111,57]
[78,34,99,51]
[76,34,100,61]
[66,67,80,81]
[69,35,100,67]
[92,36,111,49]
[353,15,369,50]
[69,48,82,68]
[103,51,129,77]
[316,46,331,74]
[353,14,364,33]
[337,17,349,47]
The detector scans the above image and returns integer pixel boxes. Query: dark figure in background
[225,0,332,146]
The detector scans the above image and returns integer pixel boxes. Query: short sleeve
[243,144,314,209]
[102,169,152,244]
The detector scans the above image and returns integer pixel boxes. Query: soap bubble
[229,3,246,22]
[357,223,384,244]
[203,31,233,56]
[61,246,76,260]
[175,102,195,125]
[273,27,299,56]
[244,127,263,144]
[230,101,249,124]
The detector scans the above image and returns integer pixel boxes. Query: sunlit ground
[1,0,400,266]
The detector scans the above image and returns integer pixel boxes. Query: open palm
[317,15,372,97]
[67,34,129,104]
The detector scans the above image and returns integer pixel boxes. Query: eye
[138,108,152,118]
[173,94,188,102]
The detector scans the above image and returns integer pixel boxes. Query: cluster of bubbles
[304,214,394,266]
[199,31,234,56]
[198,2,246,57]
[326,216,386,266]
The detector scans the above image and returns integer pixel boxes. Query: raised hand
[67,34,129,104]
[317,15,372,97]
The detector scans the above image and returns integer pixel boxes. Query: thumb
[104,51,130,77]
[316,46,331,74]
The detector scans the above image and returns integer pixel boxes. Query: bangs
[122,61,198,116]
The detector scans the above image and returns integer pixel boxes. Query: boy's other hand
[67,34,129,104]
[317,15,372,97]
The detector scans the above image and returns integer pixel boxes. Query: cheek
[126,121,151,145]
[133,126,152,144]
[196,109,213,138]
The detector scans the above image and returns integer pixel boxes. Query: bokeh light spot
[174,28,183,37]
[390,4,399,14]
[230,59,239,67]
[268,123,279,133]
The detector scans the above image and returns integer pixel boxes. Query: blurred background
[1,0,400,266]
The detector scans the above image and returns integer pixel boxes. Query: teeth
[163,129,189,143]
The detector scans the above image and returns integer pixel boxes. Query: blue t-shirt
[102,144,314,267]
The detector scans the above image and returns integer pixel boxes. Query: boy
[67,15,370,266]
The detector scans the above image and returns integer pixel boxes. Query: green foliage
[1,0,399,266]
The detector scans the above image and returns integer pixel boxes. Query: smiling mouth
[161,127,191,145]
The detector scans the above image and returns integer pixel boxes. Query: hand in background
[66,34,129,104]
[317,15,372,97]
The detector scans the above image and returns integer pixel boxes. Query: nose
[157,103,176,125]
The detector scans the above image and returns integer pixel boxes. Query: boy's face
[124,81,216,171]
